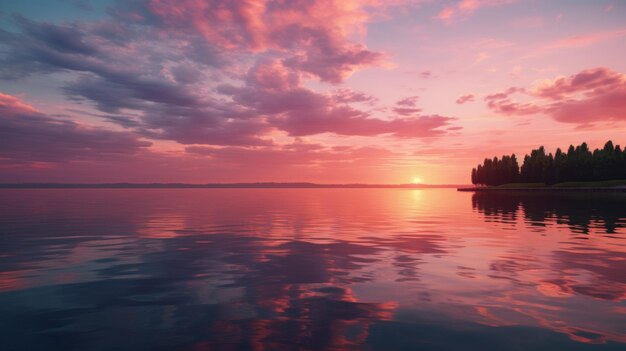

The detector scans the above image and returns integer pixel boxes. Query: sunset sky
[1,0,625,184]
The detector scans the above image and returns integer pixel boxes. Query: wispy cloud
[434,0,517,23]
[546,28,626,50]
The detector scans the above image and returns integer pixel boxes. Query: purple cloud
[0,93,150,165]
[456,94,475,104]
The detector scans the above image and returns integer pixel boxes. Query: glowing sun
[411,177,422,184]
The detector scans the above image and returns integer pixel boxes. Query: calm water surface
[0,189,625,350]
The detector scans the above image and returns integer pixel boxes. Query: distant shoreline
[0,183,467,189]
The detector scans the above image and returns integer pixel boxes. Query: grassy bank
[491,179,626,189]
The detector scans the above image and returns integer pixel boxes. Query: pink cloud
[245,59,300,91]
[484,87,541,116]
[434,0,517,23]
[281,38,384,83]
[392,107,422,116]
[396,95,419,106]
[147,0,388,83]
[548,87,626,124]
[485,91,542,116]
[393,96,421,116]
[434,6,455,22]
[419,70,434,79]
[220,61,457,138]
[540,68,626,123]
[148,0,267,50]
[485,67,626,125]
[456,94,475,104]
[0,93,38,115]
[386,116,458,138]
[270,105,453,138]
[532,67,625,100]
[546,28,626,50]
[331,88,377,104]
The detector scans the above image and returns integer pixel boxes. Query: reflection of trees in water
[472,192,626,233]
[472,192,626,349]
[471,193,519,224]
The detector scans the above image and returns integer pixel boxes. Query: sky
[0,0,625,184]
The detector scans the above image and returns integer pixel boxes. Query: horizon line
[0,182,469,189]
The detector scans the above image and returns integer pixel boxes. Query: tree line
[471,141,626,186]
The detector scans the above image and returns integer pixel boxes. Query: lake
[1,189,625,350]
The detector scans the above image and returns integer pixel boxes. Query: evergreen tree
[553,148,566,183]
[510,154,520,183]
[470,140,625,185]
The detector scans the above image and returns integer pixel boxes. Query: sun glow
[411,177,422,184]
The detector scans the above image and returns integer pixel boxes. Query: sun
[411,177,422,184]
